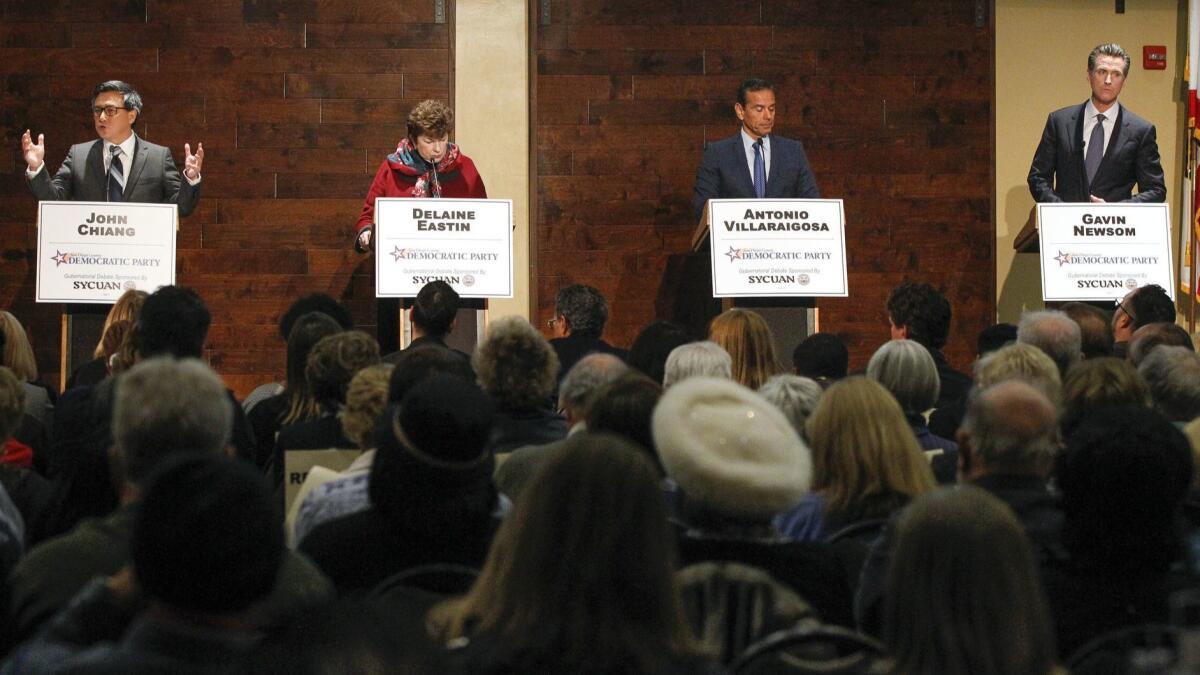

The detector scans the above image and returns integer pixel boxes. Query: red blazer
[354,155,488,237]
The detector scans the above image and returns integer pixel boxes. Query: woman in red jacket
[354,99,487,252]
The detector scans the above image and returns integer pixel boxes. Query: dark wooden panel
[305,23,447,49]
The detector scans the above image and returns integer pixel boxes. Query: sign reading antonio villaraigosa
[1037,203,1174,302]
[708,199,848,297]
[36,201,177,304]
[374,198,514,299]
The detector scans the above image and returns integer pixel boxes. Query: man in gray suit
[692,77,820,224]
[21,80,203,217]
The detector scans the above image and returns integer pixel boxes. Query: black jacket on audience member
[549,334,627,384]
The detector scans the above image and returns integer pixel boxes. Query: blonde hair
[0,367,25,440]
[339,364,394,450]
[94,290,147,359]
[805,377,934,512]
[1062,357,1151,418]
[0,311,38,381]
[974,343,1062,406]
[1183,418,1200,490]
[708,309,780,390]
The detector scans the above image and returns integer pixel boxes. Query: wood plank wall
[534,0,995,372]
[0,0,451,397]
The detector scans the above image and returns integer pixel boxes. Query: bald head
[557,352,628,424]
[1017,310,1082,379]
[959,380,1059,478]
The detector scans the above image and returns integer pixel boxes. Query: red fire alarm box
[1144,46,1166,70]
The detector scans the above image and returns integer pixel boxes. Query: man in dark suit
[1028,43,1165,204]
[692,77,819,224]
[21,80,203,217]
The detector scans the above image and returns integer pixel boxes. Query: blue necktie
[1084,113,1105,187]
[107,146,124,202]
[753,139,766,199]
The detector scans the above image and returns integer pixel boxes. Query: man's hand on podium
[21,129,44,172]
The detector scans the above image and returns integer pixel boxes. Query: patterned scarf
[387,137,462,198]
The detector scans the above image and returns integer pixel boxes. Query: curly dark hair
[554,284,609,339]
[886,282,952,351]
[306,331,382,408]
[1128,284,1175,329]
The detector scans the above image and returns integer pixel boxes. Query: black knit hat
[132,456,283,613]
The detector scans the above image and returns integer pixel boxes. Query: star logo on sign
[1053,251,1073,267]
[390,246,406,262]
[725,246,743,262]
[51,250,70,267]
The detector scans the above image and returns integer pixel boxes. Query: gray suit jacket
[692,132,820,224]
[26,134,201,217]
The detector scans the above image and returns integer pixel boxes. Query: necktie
[108,146,124,202]
[1084,113,1106,186]
[753,139,766,199]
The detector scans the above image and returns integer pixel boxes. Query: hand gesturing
[183,142,204,180]
[21,129,45,171]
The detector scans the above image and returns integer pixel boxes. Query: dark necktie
[108,146,124,202]
[753,139,766,199]
[1084,113,1106,186]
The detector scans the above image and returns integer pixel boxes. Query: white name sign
[36,201,177,304]
[707,199,848,297]
[375,198,513,298]
[1037,203,1174,301]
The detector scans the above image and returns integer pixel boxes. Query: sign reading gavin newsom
[374,198,514,298]
[707,199,848,297]
[36,201,177,304]
[1037,203,1174,302]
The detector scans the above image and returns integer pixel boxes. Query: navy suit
[1027,102,1165,204]
[692,133,819,223]
[26,134,201,217]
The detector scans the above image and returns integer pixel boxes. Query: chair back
[1066,624,1182,675]
[731,624,886,675]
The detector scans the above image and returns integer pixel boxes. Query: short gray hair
[973,343,1063,406]
[663,341,732,387]
[473,316,559,411]
[1017,310,1082,378]
[1138,346,1200,423]
[558,353,627,416]
[759,374,823,440]
[866,339,939,416]
[961,380,1059,471]
[113,357,233,484]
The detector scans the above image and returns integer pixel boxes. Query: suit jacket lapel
[123,134,148,199]
[764,135,784,197]
[1093,105,1125,185]
[1072,102,1089,197]
[85,141,105,193]
[730,135,756,197]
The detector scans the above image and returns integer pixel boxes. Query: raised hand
[21,129,45,171]
[183,142,204,180]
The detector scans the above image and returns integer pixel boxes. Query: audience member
[1128,321,1194,367]
[431,434,716,674]
[653,377,854,627]
[626,321,691,385]
[584,371,664,473]
[546,284,627,381]
[662,341,731,387]
[758,374,823,442]
[976,322,1017,357]
[1060,302,1114,359]
[247,311,344,469]
[1138,345,1200,424]
[385,280,470,364]
[5,456,285,674]
[66,289,146,390]
[1060,357,1150,437]
[792,332,849,388]
[292,345,475,546]
[708,308,780,390]
[1044,406,1194,657]
[1017,310,1083,379]
[298,376,501,595]
[494,353,625,501]
[0,311,52,428]
[243,293,354,414]
[879,487,1060,674]
[284,363,394,542]
[474,317,567,454]
[272,330,380,486]
[886,281,970,409]
[1112,283,1175,357]
[0,367,55,546]
[930,342,1063,439]
[7,358,330,644]
[866,340,958,483]
[776,377,935,542]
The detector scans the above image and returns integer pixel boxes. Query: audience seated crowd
[1,278,1200,672]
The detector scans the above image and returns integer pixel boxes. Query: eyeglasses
[547,316,560,329]
[1114,299,1131,316]
[91,106,129,118]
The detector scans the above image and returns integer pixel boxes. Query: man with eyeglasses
[21,80,203,217]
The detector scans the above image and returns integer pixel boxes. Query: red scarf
[386,138,463,198]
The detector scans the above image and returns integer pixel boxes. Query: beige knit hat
[652,377,812,519]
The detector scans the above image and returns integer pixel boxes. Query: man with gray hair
[6,358,331,643]
[663,341,732,387]
[1138,346,1200,424]
[495,353,627,501]
[548,284,627,383]
[1017,310,1082,379]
